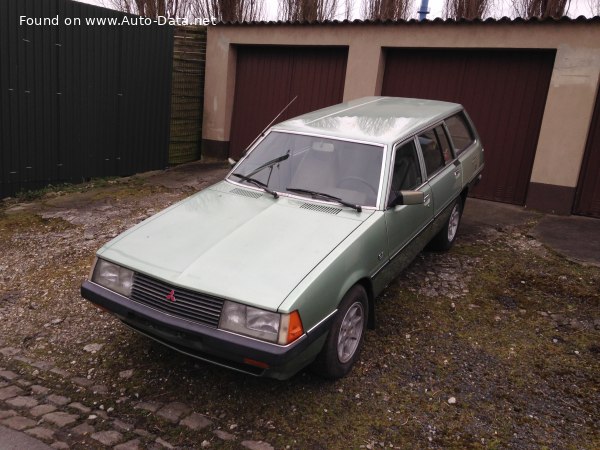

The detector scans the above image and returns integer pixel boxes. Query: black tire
[311,285,368,379]
[428,200,462,251]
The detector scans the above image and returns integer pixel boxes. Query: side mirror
[390,190,424,207]
[227,158,237,167]
[401,190,425,205]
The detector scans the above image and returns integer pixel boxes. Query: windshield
[229,131,384,207]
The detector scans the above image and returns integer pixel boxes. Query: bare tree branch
[103,0,190,17]
[344,0,355,19]
[190,0,265,22]
[443,0,493,19]
[279,0,339,22]
[105,0,265,21]
[363,0,414,20]
[511,0,571,18]
[588,0,600,15]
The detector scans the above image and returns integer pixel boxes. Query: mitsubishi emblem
[166,289,176,302]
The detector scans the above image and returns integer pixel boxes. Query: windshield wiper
[230,152,289,199]
[286,187,362,212]
[231,174,279,198]
[246,153,290,177]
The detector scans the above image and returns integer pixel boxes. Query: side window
[434,126,453,163]
[418,129,444,177]
[445,112,475,155]
[388,140,423,207]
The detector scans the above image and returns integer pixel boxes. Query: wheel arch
[460,186,469,208]
[278,212,387,334]
[355,277,376,329]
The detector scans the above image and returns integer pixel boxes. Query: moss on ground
[0,176,598,449]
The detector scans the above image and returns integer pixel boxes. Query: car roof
[272,96,463,146]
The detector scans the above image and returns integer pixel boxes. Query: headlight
[91,259,134,298]
[219,301,303,345]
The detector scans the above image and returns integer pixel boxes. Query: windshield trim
[226,129,388,210]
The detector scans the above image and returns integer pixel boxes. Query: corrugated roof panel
[217,15,600,26]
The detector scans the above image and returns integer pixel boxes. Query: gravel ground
[0,163,598,449]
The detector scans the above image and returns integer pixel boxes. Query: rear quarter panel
[458,110,485,185]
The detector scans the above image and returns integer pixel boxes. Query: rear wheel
[429,200,462,251]
[312,285,368,379]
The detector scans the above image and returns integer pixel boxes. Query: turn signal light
[277,310,304,345]
[287,311,303,344]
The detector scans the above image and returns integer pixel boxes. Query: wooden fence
[168,26,206,164]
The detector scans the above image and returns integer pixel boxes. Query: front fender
[278,212,387,332]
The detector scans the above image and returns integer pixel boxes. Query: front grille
[131,273,224,328]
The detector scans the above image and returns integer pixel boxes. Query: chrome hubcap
[337,302,364,363]
[447,204,460,242]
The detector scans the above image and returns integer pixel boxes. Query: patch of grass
[1,176,151,210]
[14,177,123,201]
[0,211,73,237]
[87,182,170,202]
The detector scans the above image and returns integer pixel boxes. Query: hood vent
[299,203,341,215]
[230,188,263,199]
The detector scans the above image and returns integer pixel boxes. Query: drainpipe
[418,0,430,20]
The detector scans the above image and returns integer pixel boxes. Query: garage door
[382,49,555,205]
[574,87,600,218]
[229,46,347,159]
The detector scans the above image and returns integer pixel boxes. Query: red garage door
[229,46,348,159]
[382,49,555,205]
[574,87,600,218]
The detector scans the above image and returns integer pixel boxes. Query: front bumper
[81,281,331,378]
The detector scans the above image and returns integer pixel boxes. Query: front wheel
[429,200,462,251]
[312,285,368,379]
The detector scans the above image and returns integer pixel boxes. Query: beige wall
[204,21,600,192]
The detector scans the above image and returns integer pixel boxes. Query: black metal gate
[0,0,174,198]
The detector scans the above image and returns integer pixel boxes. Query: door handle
[424,193,431,207]
[454,169,461,177]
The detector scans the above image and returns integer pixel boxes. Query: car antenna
[244,95,298,154]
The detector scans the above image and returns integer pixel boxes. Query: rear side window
[445,112,475,155]
[434,126,453,164]
[418,129,445,177]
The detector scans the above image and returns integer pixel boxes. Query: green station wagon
[81,97,484,379]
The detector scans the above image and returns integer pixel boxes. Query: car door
[379,138,433,286]
[417,125,462,217]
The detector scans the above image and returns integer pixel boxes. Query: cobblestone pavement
[1,163,598,449]
[0,350,273,450]
[1,164,276,449]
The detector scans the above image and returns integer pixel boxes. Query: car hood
[98,182,371,311]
